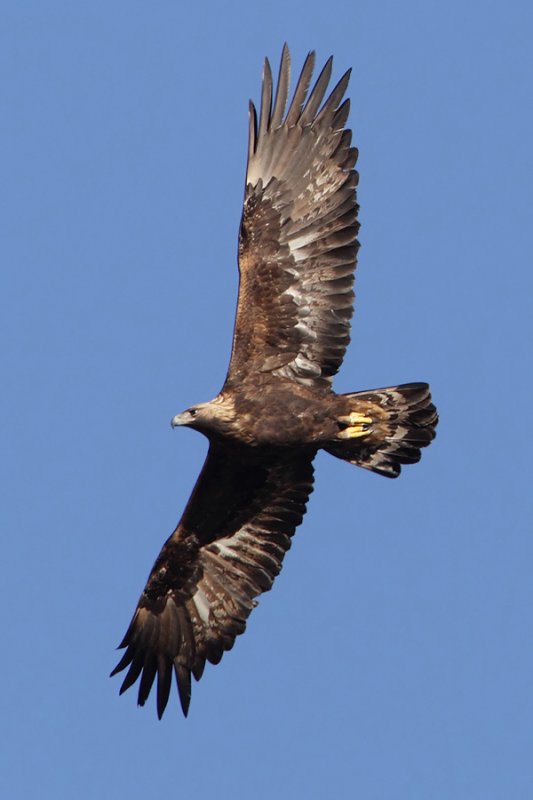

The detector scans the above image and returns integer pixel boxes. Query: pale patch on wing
[288,230,321,255]
[192,587,211,624]
[210,540,238,560]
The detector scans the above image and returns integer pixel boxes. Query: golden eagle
[111,46,438,718]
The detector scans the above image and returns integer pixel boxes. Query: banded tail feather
[325,382,438,477]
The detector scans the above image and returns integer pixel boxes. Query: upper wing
[111,442,315,718]
[226,45,359,389]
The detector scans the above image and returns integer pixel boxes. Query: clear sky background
[2,1,532,798]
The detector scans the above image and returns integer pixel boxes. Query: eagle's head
[171,394,236,436]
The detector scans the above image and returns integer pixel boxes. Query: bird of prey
[111,45,438,718]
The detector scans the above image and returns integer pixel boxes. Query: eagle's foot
[337,412,374,439]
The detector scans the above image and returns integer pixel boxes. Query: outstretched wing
[111,443,315,717]
[226,45,359,389]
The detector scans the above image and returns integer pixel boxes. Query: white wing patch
[192,587,211,623]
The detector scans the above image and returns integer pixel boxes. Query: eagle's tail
[324,382,438,478]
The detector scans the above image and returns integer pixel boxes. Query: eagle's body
[183,383,341,445]
[112,46,438,718]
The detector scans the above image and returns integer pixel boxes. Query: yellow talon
[338,412,374,439]
[338,412,373,424]
[338,425,373,440]
[350,412,373,425]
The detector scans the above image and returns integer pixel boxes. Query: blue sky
[2,1,533,798]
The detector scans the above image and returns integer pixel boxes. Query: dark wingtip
[156,660,172,720]
[156,691,169,721]
[174,662,192,717]
[110,647,133,678]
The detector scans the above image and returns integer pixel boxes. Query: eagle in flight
[112,45,438,718]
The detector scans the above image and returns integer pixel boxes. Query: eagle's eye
[189,408,198,418]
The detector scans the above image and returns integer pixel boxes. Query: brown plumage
[111,45,438,718]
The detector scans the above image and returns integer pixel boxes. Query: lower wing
[111,442,315,717]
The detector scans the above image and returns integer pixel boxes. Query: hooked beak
[171,412,188,429]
